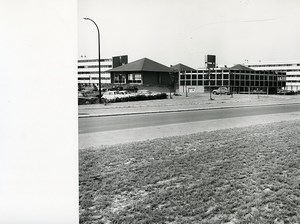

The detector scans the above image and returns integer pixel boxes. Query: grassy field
[79,120,300,224]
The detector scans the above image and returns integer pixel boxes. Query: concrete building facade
[246,61,300,91]
[179,64,286,94]
[77,55,128,86]
[77,58,112,85]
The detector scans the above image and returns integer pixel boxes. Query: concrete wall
[179,85,204,93]
[143,72,159,85]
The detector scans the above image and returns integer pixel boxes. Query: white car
[137,90,160,96]
[212,87,231,95]
[101,91,122,102]
[118,90,135,98]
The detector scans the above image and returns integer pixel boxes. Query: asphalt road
[79,104,300,134]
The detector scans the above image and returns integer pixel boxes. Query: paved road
[79,103,300,134]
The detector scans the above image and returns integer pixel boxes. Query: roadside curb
[78,102,300,118]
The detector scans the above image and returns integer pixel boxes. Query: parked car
[78,92,98,104]
[118,90,136,98]
[101,91,123,102]
[212,87,231,95]
[137,90,160,96]
[277,89,295,95]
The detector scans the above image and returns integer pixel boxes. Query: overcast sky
[78,0,300,68]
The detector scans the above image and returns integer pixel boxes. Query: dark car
[277,90,295,95]
[78,92,98,104]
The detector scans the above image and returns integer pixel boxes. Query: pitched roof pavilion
[107,58,172,73]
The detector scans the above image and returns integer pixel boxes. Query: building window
[223,80,229,86]
[198,80,203,85]
[192,80,197,85]
[180,74,185,79]
[186,80,191,85]
[128,73,142,84]
[198,74,203,79]
[192,75,197,79]
[114,74,126,84]
[210,80,215,86]
[217,74,222,79]
[224,74,229,79]
[186,75,191,79]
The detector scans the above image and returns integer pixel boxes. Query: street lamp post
[83,17,102,103]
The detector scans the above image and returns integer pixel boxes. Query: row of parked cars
[78,89,162,104]
[102,90,161,102]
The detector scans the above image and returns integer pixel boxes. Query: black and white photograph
[78,0,300,223]
[1,0,300,223]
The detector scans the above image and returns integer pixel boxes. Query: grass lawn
[79,120,300,224]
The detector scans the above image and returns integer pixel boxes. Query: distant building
[77,55,128,86]
[246,61,300,91]
[179,64,286,94]
[107,57,175,87]
[112,55,128,68]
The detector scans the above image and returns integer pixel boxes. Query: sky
[78,0,300,69]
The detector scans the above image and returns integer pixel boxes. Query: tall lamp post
[83,17,102,103]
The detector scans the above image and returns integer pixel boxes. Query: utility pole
[184,72,188,97]
[208,68,213,100]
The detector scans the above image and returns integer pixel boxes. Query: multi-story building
[246,61,300,91]
[77,55,128,86]
[179,64,286,94]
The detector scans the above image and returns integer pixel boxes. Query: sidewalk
[78,93,300,118]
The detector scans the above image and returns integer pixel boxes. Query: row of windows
[113,74,142,84]
[180,74,285,81]
[180,80,284,87]
[78,59,112,63]
[276,69,300,72]
[78,71,110,74]
[180,74,229,79]
[249,63,300,68]
[185,70,230,73]
[184,70,284,75]
[78,77,110,80]
[78,65,112,69]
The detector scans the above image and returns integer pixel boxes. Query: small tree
[167,71,178,99]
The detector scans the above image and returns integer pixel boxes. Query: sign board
[205,55,216,69]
